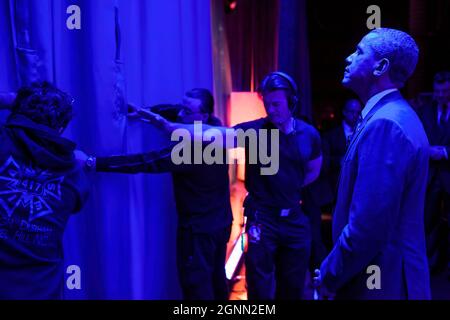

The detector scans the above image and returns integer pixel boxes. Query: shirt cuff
[443,148,448,160]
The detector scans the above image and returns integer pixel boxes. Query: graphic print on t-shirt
[0,156,64,222]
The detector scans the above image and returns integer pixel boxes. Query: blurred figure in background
[417,71,450,278]
[322,98,362,200]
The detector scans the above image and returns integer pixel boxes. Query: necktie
[346,115,363,147]
[355,115,363,132]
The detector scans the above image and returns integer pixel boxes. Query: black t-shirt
[233,117,321,209]
[0,115,89,299]
[96,116,233,233]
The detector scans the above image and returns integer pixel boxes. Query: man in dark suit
[322,98,362,201]
[316,28,431,299]
[417,71,450,276]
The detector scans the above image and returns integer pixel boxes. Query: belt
[247,204,301,218]
[243,196,303,217]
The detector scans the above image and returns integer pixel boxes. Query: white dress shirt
[361,88,398,119]
[342,121,354,141]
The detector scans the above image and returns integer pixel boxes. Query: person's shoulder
[208,115,223,126]
[375,99,421,125]
[295,118,320,137]
[366,106,428,147]
[233,117,267,130]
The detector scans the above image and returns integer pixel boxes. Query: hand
[127,103,141,120]
[137,108,173,132]
[430,146,446,161]
[74,149,89,167]
[313,269,335,300]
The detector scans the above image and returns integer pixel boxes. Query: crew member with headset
[234,72,322,300]
[137,72,322,299]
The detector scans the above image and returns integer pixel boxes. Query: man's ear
[373,58,390,77]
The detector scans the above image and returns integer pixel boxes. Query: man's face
[342,99,362,127]
[343,34,378,92]
[178,96,208,124]
[263,90,292,126]
[433,81,450,106]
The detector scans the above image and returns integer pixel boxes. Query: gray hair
[368,28,419,87]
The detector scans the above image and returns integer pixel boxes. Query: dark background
[224,0,450,129]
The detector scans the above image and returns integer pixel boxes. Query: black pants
[302,190,328,272]
[176,225,231,300]
[424,175,450,273]
[245,207,311,300]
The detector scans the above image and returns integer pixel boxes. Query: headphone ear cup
[290,95,299,113]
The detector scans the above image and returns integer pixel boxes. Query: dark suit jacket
[320,91,431,300]
[417,102,450,192]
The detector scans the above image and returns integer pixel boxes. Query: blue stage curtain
[0,0,214,299]
[278,0,312,121]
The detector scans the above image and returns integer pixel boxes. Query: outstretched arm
[137,108,237,147]
[75,146,191,174]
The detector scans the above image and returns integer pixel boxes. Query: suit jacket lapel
[344,91,404,161]
[431,103,441,140]
[335,91,404,195]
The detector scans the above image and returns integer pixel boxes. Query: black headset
[259,71,300,114]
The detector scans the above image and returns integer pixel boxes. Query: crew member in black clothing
[80,88,232,300]
[139,72,322,300]
[234,73,322,300]
[417,71,450,276]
